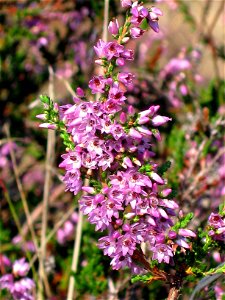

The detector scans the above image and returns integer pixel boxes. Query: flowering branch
[37,1,224,299]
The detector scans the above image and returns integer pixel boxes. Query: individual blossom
[0,258,35,300]
[151,244,174,264]
[208,212,225,241]
[12,258,30,277]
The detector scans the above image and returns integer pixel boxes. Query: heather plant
[36,1,224,299]
[1,0,225,300]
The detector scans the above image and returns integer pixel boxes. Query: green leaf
[157,161,171,175]
[131,273,153,284]
[171,213,194,231]
[140,18,148,30]
[40,95,50,105]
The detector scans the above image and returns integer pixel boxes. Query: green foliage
[171,213,194,231]
[131,273,153,284]
[0,220,10,244]
[200,80,225,112]
[74,222,108,297]
[167,127,187,184]
[157,161,171,176]
[39,95,74,150]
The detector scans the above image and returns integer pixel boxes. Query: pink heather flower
[103,99,122,114]
[71,212,79,223]
[178,229,196,238]
[98,235,117,256]
[151,244,174,263]
[121,49,134,60]
[94,39,107,58]
[119,112,127,123]
[104,41,124,60]
[116,57,125,66]
[36,113,46,120]
[64,221,74,236]
[59,151,82,170]
[148,7,163,33]
[118,72,135,86]
[149,172,164,184]
[117,234,136,256]
[108,19,119,35]
[82,152,98,169]
[130,27,144,38]
[137,116,149,125]
[152,115,172,126]
[131,3,149,26]
[12,258,30,277]
[111,124,125,140]
[108,83,126,103]
[0,255,11,268]
[121,0,132,8]
[162,58,191,76]
[208,213,225,228]
[168,231,177,239]
[160,188,172,197]
[136,126,152,136]
[214,283,224,300]
[152,129,161,140]
[122,156,133,168]
[0,274,14,290]
[176,238,190,249]
[63,170,83,195]
[39,123,57,130]
[98,152,114,171]
[76,87,85,97]
[12,278,35,300]
[57,228,66,244]
[88,76,106,94]
[129,128,142,139]
[180,84,188,96]
[110,253,133,270]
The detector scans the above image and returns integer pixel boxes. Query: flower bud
[129,128,142,139]
[168,231,177,239]
[152,115,172,126]
[160,188,172,197]
[116,57,125,66]
[138,116,149,125]
[36,114,46,120]
[82,186,95,194]
[130,27,144,39]
[178,229,196,238]
[108,19,119,35]
[76,87,85,97]
[39,123,57,130]
[123,156,133,168]
[149,172,164,184]
[120,112,127,123]
[121,37,130,43]
[121,0,132,8]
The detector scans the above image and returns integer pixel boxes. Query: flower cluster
[0,258,35,300]
[207,212,225,242]
[38,0,197,273]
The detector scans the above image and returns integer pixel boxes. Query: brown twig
[167,286,180,300]
[21,184,66,236]
[66,178,89,300]
[30,202,77,268]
